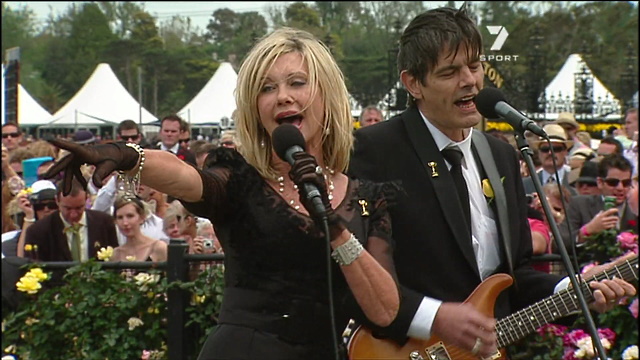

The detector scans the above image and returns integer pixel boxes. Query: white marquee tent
[43,63,157,128]
[1,64,52,126]
[178,62,237,127]
[542,53,621,121]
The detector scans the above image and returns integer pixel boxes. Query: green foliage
[2,1,637,122]
[508,227,638,359]
[2,261,224,360]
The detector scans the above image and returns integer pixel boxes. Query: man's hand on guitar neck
[579,252,637,314]
[432,302,497,358]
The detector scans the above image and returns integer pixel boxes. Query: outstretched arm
[43,139,203,203]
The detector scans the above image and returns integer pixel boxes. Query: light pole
[527,25,545,121]
[620,42,637,115]
[574,62,594,125]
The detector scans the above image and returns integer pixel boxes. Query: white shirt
[61,212,88,262]
[160,143,180,154]
[540,165,570,185]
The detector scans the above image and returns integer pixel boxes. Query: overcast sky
[4,1,286,32]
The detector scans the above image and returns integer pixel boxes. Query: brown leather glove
[44,137,140,195]
[287,152,345,237]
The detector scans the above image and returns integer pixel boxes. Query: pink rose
[617,232,639,254]
[563,329,588,346]
[629,297,638,319]
[597,328,616,343]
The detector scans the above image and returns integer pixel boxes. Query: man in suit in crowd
[522,123,577,196]
[23,179,118,262]
[559,153,638,250]
[156,114,196,166]
[349,6,635,359]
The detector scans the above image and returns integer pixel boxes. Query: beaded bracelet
[117,143,145,196]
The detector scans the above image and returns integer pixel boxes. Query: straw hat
[556,112,580,130]
[531,123,574,150]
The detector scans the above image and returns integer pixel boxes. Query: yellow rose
[97,246,114,261]
[16,276,42,294]
[26,268,48,281]
[24,244,32,252]
[482,178,494,199]
[125,255,136,262]
[17,187,33,197]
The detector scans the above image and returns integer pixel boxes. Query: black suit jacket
[349,106,563,340]
[23,209,118,261]
[559,194,639,250]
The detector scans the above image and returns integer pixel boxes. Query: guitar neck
[496,256,639,348]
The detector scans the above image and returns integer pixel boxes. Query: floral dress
[182,147,399,360]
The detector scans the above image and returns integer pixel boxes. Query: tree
[205,9,267,67]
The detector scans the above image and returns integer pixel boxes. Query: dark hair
[117,119,140,135]
[2,121,21,133]
[160,114,183,129]
[599,136,623,155]
[398,5,482,106]
[55,178,86,197]
[597,153,632,178]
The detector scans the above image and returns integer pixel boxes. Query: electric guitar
[348,255,638,360]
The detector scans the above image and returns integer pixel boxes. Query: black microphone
[272,124,327,221]
[474,87,548,139]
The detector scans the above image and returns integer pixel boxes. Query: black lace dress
[183,147,399,360]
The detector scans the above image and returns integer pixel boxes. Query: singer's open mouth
[455,95,475,109]
[276,114,303,126]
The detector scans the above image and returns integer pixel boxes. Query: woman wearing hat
[15,180,59,257]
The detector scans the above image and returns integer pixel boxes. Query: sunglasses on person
[538,145,566,153]
[220,141,234,146]
[33,201,58,211]
[120,134,140,141]
[2,132,21,139]
[179,139,190,144]
[603,178,632,187]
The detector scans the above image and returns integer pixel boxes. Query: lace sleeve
[362,181,402,279]
[180,148,247,224]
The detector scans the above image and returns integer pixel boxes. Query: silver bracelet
[117,143,145,195]
[331,233,364,266]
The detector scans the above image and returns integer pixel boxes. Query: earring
[324,127,330,136]
[260,139,265,148]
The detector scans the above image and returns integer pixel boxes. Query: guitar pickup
[425,341,451,360]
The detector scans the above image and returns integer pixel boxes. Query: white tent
[17,85,53,125]
[44,63,157,127]
[542,53,621,120]
[178,62,237,127]
[1,65,52,126]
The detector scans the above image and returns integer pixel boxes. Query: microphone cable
[322,217,341,360]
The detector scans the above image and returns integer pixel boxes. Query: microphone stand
[514,132,608,360]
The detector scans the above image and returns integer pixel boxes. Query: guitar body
[348,273,514,360]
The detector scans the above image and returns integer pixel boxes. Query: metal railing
[29,239,223,360]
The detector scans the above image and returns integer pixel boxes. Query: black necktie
[441,146,471,233]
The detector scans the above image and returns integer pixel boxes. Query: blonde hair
[235,27,354,180]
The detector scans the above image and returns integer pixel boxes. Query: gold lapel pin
[358,199,370,216]
[427,162,438,177]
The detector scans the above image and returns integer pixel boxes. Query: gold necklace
[277,167,335,210]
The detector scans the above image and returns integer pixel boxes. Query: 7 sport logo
[486,26,509,51]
